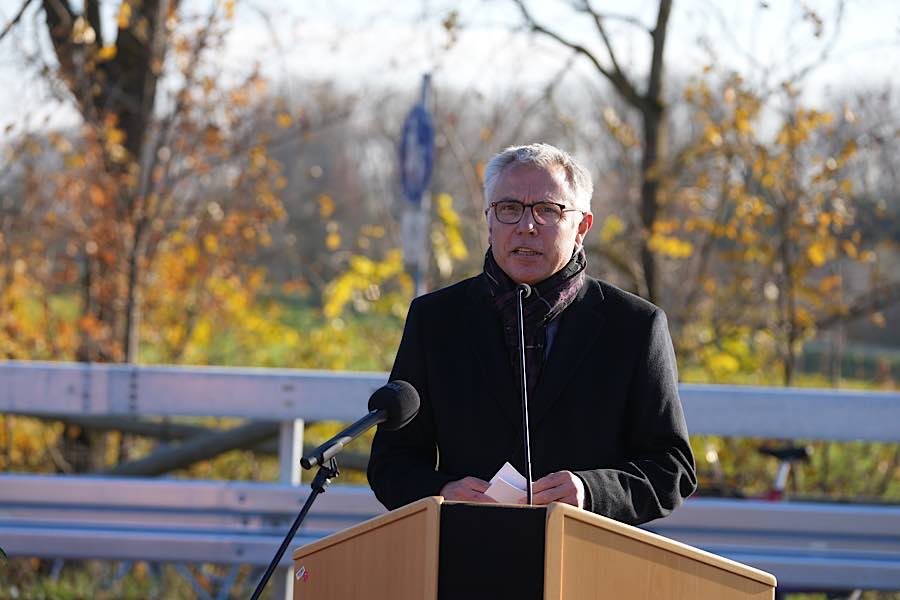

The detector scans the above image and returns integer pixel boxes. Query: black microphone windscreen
[517,283,532,299]
[368,380,420,431]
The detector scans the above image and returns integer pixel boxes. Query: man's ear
[575,212,593,247]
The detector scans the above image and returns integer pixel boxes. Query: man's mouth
[512,247,541,256]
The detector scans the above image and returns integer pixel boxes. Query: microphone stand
[516,285,534,505]
[250,458,340,600]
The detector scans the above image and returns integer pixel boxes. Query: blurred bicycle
[698,441,862,600]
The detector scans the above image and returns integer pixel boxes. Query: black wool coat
[367,274,697,526]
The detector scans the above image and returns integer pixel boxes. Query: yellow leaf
[317,194,335,219]
[106,126,126,146]
[182,245,199,266]
[89,184,108,207]
[360,225,385,238]
[193,320,212,345]
[704,125,723,147]
[806,242,827,266]
[117,2,132,29]
[97,45,117,62]
[739,229,757,244]
[795,308,813,328]
[648,234,694,259]
[707,352,740,376]
[64,153,86,169]
[652,220,678,235]
[819,275,841,293]
[600,215,624,242]
[842,240,857,258]
[325,232,341,250]
[72,16,96,44]
[249,146,267,169]
[839,179,853,194]
[276,112,293,128]
[435,193,468,260]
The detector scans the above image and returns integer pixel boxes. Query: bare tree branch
[672,155,736,329]
[511,0,644,108]
[41,0,76,81]
[575,3,651,34]
[0,0,35,43]
[124,0,211,361]
[646,0,671,107]
[786,0,846,87]
[815,280,900,331]
[698,0,768,77]
[575,0,636,92]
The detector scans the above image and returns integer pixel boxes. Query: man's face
[487,163,593,285]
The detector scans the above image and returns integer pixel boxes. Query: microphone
[252,380,419,600]
[300,380,420,470]
[516,283,534,505]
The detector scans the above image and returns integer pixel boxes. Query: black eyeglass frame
[488,200,584,226]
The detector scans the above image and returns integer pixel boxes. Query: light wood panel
[291,498,775,600]
[292,496,442,600]
[544,503,776,600]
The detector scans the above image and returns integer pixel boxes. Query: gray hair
[483,143,593,212]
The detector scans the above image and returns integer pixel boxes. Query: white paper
[485,461,527,504]
[496,461,527,489]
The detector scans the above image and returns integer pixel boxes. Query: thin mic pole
[516,284,534,505]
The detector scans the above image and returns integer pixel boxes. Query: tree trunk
[513,0,672,303]
[639,105,663,304]
[41,0,168,470]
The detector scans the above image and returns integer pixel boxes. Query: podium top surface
[293,497,777,589]
[546,502,776,587]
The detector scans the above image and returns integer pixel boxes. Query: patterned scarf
[483,247,587,398]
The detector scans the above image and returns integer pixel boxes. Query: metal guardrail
[0,474,384,566]
[1,361,899,595]
[3,361,899,440]
[647,498,900,591]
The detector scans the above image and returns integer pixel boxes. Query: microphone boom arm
[301,410,387,469]
[517,284,534,505]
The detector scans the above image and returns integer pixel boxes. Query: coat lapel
[463,276,522,432]
[530,278,607,428]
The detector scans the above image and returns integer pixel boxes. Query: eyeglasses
[489,200,583,226]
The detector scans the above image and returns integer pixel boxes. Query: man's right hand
[440,476,496,503]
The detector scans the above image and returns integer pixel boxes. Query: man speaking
[368,143,696,525]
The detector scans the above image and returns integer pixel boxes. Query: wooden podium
[291,497,776,599]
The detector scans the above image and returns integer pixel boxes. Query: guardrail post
[278,419,304,485]
[274,418,304,599]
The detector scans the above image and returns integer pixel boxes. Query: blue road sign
[399,75,434,206]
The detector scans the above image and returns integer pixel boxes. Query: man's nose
[516,207,537,233]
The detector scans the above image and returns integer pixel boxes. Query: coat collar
[464,275,521,432]
[530,277,606,428]
[463,275,607,433]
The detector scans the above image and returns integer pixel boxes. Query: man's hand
[440,476,496,503]
[532,471,585,508]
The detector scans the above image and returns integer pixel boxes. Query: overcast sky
[0,0,897,140]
